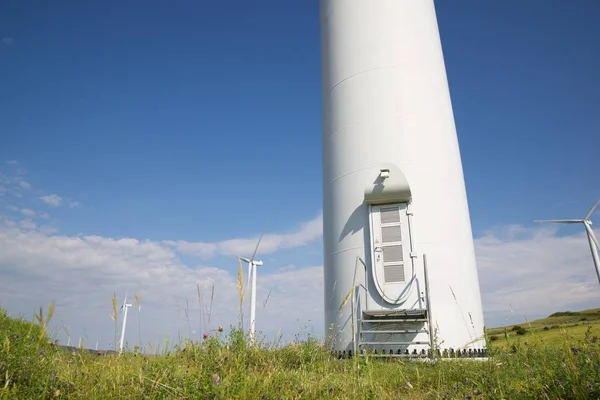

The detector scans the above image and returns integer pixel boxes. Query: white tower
[320,0,486,357]
[119,294,132,353]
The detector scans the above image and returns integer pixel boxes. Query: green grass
[2,305,600,399]
[486,308,600,349]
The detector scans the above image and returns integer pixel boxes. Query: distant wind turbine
[535,196,600,287]
[237,234,263,343]
[119,293,132,353]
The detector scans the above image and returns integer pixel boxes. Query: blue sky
[1,0,599,349]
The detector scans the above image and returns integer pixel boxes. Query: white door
[369,203,414,305]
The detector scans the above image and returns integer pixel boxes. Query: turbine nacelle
[238,256,263,266]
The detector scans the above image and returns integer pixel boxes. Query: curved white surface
[364,163,412,205]
[320,0,486,352]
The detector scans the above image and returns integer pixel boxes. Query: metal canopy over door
[369,203,414,305]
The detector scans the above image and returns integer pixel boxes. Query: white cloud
[475,224,600,324]
[40,194,62,207]
[68,201,81,208]
[20,208,35,217]
[19,219,37,230]
[39,212,50,220]
[5,205,18,212]
[0,219,323,349]
[164,212,323,259]
[19,181,31,190]
[0,164,31,198]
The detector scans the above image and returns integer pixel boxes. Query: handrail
[351,257,369,355]
[350,257,358,356]
[422,254,433,349]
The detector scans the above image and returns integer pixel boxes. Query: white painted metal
[320,0,486,353]
[250,259,258,341]
[535,196,600,287]
[119,293,132,353]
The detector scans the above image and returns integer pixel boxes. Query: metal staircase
[358,308,431,357]
[353,255,433,358]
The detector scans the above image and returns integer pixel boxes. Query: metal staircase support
[351,256,369,357]
[423,253,433,349]
[354,253,433,357]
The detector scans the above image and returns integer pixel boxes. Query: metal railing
[422,253,433,348]
[350,253,434,354]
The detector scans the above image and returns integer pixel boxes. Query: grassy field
[486,308,600,349]
[1,305,600,399]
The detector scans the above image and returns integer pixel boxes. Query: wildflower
[203,332,209,339]
[39,349,45,357]
[570,347,579,356]
[218,325,223,332]
[212,374,220,386]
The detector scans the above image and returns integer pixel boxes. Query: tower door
[369,203,414,305]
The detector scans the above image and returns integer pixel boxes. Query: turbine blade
[534,219,583,223]
[249,234,263,263]
[238,256,250,263]
[585,197,600,221]
[584,221,600,249]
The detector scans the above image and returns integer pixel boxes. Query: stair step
[359,341,430,346]
[361,329,428,334]
[357,353,428,358]
[361,318,427,323]
[363,309,427,318]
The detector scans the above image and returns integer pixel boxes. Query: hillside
[486,307,600,346]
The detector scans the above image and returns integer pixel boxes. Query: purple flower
[212,374,220,385]
[570,347,579,355]
[203,332,209,339]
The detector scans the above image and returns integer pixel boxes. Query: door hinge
[410,252,418,258]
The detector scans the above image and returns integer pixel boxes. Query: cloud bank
[1,210,599,350]
[1,160,599,350]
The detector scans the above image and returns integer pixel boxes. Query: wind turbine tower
[319,0,486,357]
[535,196,600,287]
[238,234,263,343]
[119,293,132,353]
